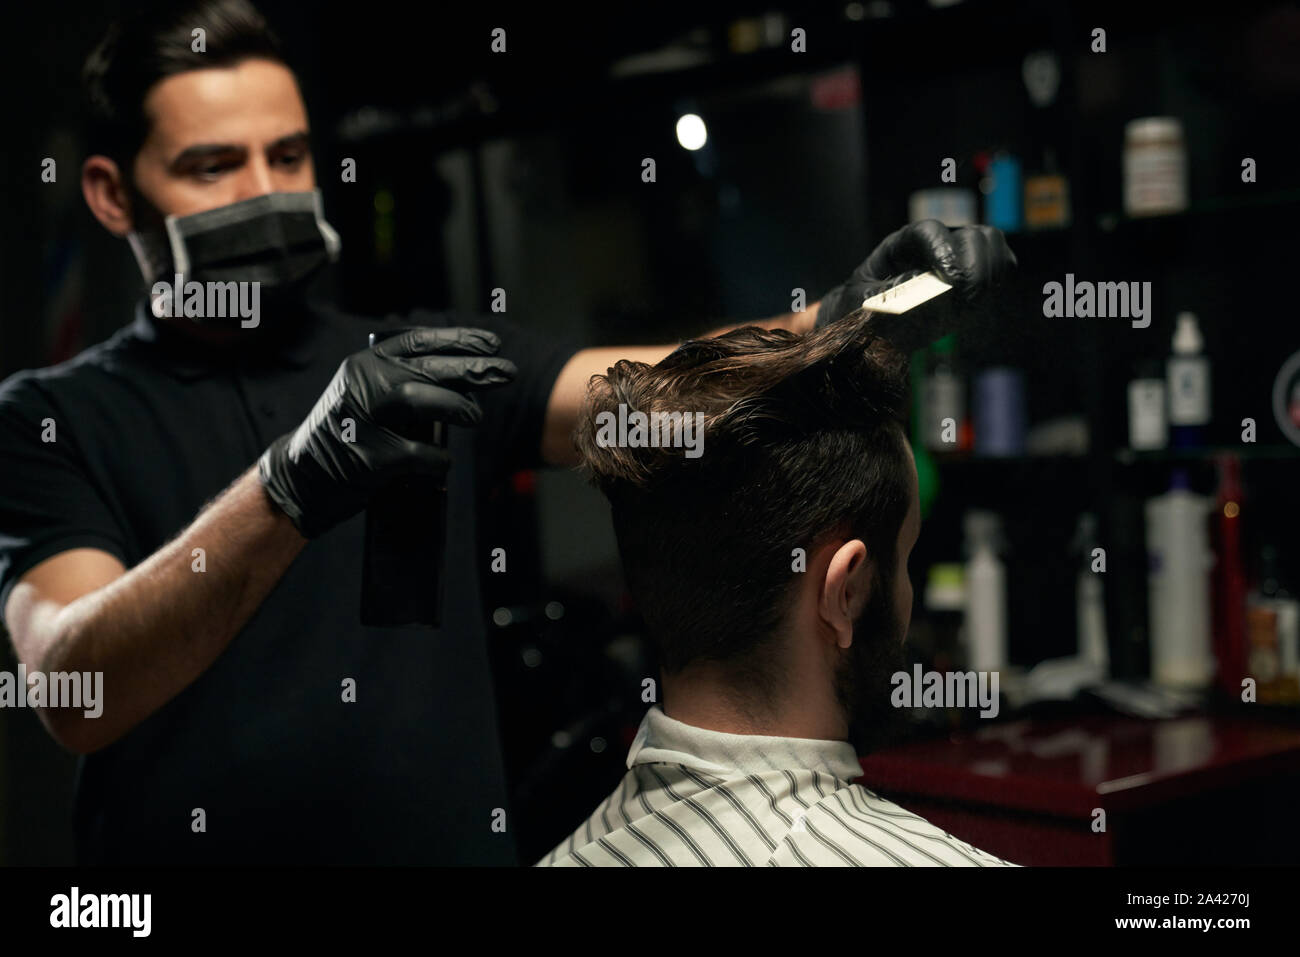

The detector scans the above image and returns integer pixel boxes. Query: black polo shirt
[0,297,576,865]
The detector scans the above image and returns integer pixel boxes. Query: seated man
[537,309,1016,867]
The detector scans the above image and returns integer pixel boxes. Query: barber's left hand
[815,220,1017,351]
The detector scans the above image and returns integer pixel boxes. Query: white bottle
[963,511,1007,674]
[1075,514,1109,676]
[1145,471,1214,688]
[1127,376,1167,450]
[1167,312,1210,438]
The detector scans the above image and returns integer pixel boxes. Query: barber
[0,0,1014,865]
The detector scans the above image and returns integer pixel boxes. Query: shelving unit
[855,1,1300,692]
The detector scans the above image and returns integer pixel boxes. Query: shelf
[1115,445,1300,464]
[1003,225,1072,240]
[997,190,1300,246]
[929,453,1091,471]
[1097,189,1300,233]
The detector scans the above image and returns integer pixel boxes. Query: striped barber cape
[536,705,1018,867]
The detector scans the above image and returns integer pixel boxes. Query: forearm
[35,467,306,752]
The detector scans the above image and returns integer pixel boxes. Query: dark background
[2,0,1298,865]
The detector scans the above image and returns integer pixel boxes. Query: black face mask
[128,190,341,324]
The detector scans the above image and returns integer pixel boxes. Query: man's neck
[662,665,846,742]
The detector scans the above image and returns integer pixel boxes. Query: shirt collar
[627,704,863,782]
[126,298,319,380]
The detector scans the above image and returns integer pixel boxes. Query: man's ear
[82,155,134,237]
[820,539,870,650]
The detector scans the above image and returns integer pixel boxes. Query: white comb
[862,271,953,314]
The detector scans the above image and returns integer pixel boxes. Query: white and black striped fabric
[536,705,1018,867]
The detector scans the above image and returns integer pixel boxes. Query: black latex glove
[259,326,516,538]
[815,220,1017,352]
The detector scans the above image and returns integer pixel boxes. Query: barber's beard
[834,569,910,756]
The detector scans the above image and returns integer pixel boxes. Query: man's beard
[834,564,910,756]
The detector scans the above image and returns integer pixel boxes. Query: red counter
[858,714,1300,865]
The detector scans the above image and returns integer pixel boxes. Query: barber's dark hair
[83,0,286,174]
[574,309,914,696]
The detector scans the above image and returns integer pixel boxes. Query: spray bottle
[359,331,449,627]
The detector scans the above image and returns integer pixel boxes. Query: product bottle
[909,350,941,518]
[1123,117,1188,217]
[1145,470,1214,688]
[1073,512,1109,676]
[974,367,1026,457]
[963,511,1007,674]
[984,151,1023,232]
[1023,148,1071,230]
[1167,312,1211,448]
[923,335,968,453]
[1246,546,1300,703]
[1127,359,1167,451]
[1104,490,1150,681]
[924,562,967,660]
[360,332,449,627]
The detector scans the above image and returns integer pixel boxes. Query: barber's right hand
[258,326,516,538]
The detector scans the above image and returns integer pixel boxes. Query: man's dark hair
[574,310,914,702]
[83,0,286,174]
